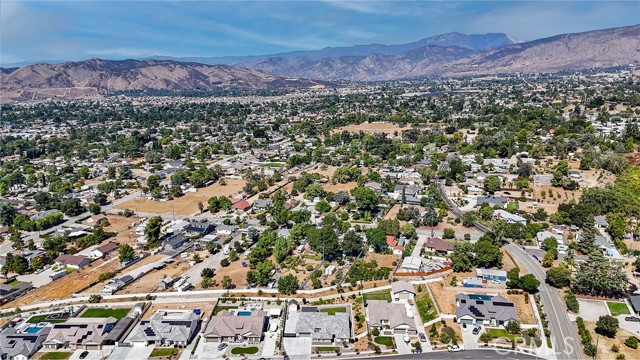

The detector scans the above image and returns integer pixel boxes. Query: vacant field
[114,178,246,216]
[143,301,215,320]
[81,307,131,320]
[120,261,191,294]
[212,257,251,289]
[1,257,121,309]
[585,322,640,360]
[323,181,358,193]
[363,252,399,268]
[79,254,169,294]
[330,122,406,137]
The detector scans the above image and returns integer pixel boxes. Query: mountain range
[1,25,638,102]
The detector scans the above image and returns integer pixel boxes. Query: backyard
[81,307,131,320]
[415,288,437,322]
[319,307,347,315]
[363,291,392,303]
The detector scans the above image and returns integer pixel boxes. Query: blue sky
[1,0,638,65]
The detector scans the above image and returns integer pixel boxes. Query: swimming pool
[24,326,42,334]
[468,294,492,301]
[237,311,252,316]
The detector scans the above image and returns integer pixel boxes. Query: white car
[403,334,410,343]
[448,344,465,352]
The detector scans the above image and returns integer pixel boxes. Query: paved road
[437,153,581,360]
[337,349,538,360]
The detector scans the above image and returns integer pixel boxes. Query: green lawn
[319,307,347,315]
[363,291,392,303]
[81,308,131,320]
[213,306,238,315]
[607,302,631,316]
[41,352,71,360]
[315,346,339,352]
[486,328,517,341]
[7,279,21,286]
[230,346,259,355]
[27,314,67,324]
[415,292,437,322]
[374,336,395,347]
[64,267,76,273]
[150,348,178,357]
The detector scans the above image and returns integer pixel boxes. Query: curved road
[437,154,581,360]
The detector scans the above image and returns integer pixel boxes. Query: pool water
[24,326,42,334]
[237,311,252,316]
[468,294,492,301]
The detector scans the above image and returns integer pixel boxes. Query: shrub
[625,336,638,349]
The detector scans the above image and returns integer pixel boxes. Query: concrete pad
[394,333,412,354]
[261,321,279,357]
[283,337,312,359]
[193,341,229,359]
[577,299,609,321]
[108,344,155,360]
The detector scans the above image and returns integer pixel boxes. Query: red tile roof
[231,200,251,210]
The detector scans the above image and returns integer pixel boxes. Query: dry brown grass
[323,181,358,193]
[330,122,406,137]
[114,178,246,216]
[363,252,400,268]
[585,322,640,359]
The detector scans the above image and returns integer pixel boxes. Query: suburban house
[391,281,415,300]
[163,234,188,251]
[253,199,273,210]
[424,237,454,255]
[21,250,45,266]
[125,310,199,347]
[365,300,416,335]
[216,225,237,237]
[463,277,484,288]
[284,305,351,345]
[385,235,405,255]
[476,268,507,281]
[594,216,609,230]
[54,254,92,269]
[536,231,563,246]
[493,210,527,225]
[455,293,518,326]
[43,317,118,350]
[391,184,423,205]
[203,310,268,343]
[91,242,119,258]
[184,222,215,237]
[364,181,382,192]
[0,282,33,304]
[400,256,423,273]
[476,196,508,208]
[0,325,51,360]
[231,200,251,212]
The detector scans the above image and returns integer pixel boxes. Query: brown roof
[204,310,267,338]
[55,254,90,267]
[96,242,118,254]
[425,237,454,252]
[231,200,251,210]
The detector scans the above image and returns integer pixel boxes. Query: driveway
[283,337,312,360]
[261,319,278,357]
[108,345,155,360]
[17,267,56,288]
[460,324,481,349]
[70,349,110,360]
[577,299,609,321]
[618,315,640,336]
[192,341,229,359]
[393,333,412,355]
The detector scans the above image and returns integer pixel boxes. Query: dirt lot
[143,301,216,320]
[120,261,191,294]
[114,178,246,216]
[363,252,400,268]
[427,281,536,325]
[211,257,251,289]
[1,258,122,309]
[79,254,171,294]
[323,181,358,193]
[330,122,407,137]
[585,322,640,359]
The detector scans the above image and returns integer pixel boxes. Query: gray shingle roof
[295,310,351,340]
[455,293,518,323]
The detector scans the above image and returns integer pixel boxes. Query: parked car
[418,332,427,342]
[217,343,228,351]
[448,345,465,352]
[403,334,410,343]
[472,326,482,335]
[625,316,640,322]
[79,351,89,359]
[461,323,468,331]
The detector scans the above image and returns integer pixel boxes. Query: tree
[144,216,163,247]
[518,274,541,293]
[88,203,101,215]
[542,251,555,268]
[118,244,135,263]
[254,261,275,286]
[0,202,17,226]
[565,291,579,312]
[546,265,571,288]
[201,268,214,278]
[462,212,476,227]
[201,277,213,289]
[10,229,24,251]
[474,240,502,268]
[451,242,475,272]
[625,336,638,349]
[30,257,44,271]
[573,252,628,297]
[351,187,380,210]
[315,200,331,213]
[596,315,619,337]
[60,198,84,216]
[365,228,386,252]
[88,294,103,303]
[278,274,299,294]
[274,238,293,263]
[342,230,363,256]
[505,321,521,334]
[577,231,597,255]
[222,275,235,289]
[220,258,230,267]
[483,175,501,194]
